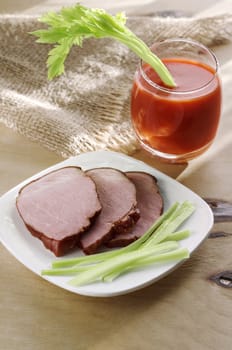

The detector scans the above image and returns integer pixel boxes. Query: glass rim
[139,38,219,95]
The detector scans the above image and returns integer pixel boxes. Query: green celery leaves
[31,3,175,85]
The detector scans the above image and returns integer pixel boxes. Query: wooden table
[0,1,231,349]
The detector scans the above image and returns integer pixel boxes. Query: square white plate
[0,150,213,297]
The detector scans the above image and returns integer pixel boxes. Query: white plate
[0,150,213,297]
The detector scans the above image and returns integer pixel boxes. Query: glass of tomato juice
[131,39,222,163]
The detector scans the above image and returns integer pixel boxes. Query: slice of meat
[106,171,163,247]
[16,166,102,256]
[80,168,140,254]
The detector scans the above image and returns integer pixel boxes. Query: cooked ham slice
[106,171,163,247]
[16,166,102,256]
[80,168,140,254]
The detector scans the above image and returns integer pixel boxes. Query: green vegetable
[41,201,195,286]
[103,247,189,283]
[42,241,179,276]
[163,229,190,242]
[30,3,176,86]
[142,201,195,248]
[69,246,189,287]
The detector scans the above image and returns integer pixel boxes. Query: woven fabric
[0,13,231,157]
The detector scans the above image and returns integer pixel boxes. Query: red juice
[131,57,222,161]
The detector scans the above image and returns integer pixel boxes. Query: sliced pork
[80,168,140,254]
[107,171,163,247]
[16,166,102,256]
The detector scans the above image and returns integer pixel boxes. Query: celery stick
[136,247,189,266]
[68,243,183,286]
[104,247,189,282]
[30,4,176,86]
[104,240,180,281]
[42,241,178,277]
[69,246,189,286]
[51,202,179,269]
[163,230,190,242]
[67,249,152,286]
[143,201,195,248]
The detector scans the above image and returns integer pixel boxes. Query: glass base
[138,140,213,164]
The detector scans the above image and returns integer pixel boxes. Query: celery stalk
[68,245,189,286]
[43,241,178,276]
[30,4,176,86]
[104,240,180,282]
[163,230,190,242]
[143,201,195,248]
[104,247,189,282]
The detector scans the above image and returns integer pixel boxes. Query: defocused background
[0,0,231,16]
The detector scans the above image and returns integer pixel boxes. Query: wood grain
[209,271,232,288]
[205,198,232,222]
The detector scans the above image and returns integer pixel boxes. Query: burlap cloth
[0,12,231,157]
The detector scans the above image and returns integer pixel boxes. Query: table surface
[0,1,231,350]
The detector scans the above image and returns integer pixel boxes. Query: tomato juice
[131,51,222,162]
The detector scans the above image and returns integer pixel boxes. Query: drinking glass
[131,39,222,163]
